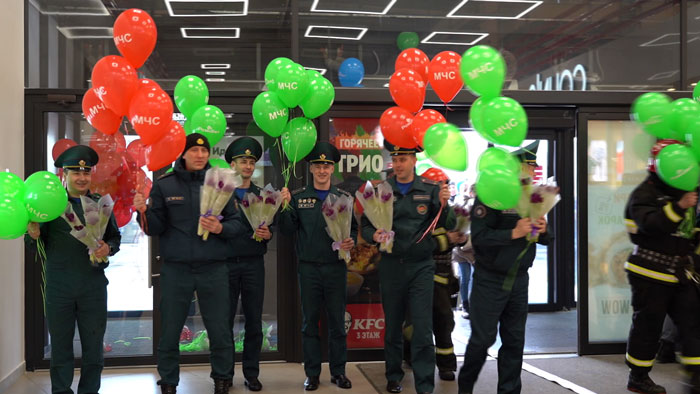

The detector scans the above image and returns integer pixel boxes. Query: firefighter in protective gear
[403,169,463,382]
[623,138,700,394]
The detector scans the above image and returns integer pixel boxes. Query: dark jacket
[470,197,552,276]
[229,182,272,258]
[141,158,246,264]
[624,172,696,284]
[361,176,454,262]
[25,192,121,276]
[279,184,356,263]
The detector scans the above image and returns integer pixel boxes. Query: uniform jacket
[279,184,356,263]
[25,192,121,275]
[470,197,552,276]
[361,176,454,262]
[229,182,272,258]
[141,158,245,264]
[624,172,697,284]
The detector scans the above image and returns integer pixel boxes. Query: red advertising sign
[345,303,385,349]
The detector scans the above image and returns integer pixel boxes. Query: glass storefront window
[687,0,700,88]
[586,120,654,343]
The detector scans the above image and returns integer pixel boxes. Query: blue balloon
[338,58,365,87]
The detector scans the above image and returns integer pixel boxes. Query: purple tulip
[363,188,374,200]
[74,225,84,231]
[265,197,276,205]
[530,192,544,204]
[66,213,76,222]
[380,192,392,203]
[241,200,249,208]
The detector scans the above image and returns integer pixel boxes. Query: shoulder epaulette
[336,187,351,196]
[420,177,439,186]
[292,186,306,195]
[158,172,175,180]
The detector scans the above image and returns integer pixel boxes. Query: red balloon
[420,167,449,183]
[128,87,173,145]
[428,51,463,104]
[135,169,152,197]
[145,121,187,171]
[113,199,134,228]
[138,78,161,91]
[389,68,426,113]
[91,55,139,116]
[380,107,417,149]
[91,178,118,199]
[89,131,127,154]
[113,9,157,68]
[395,49,430,81]
[92,151,123,184]
[82,88,122,135]
[126,139,147,168]
[411,109,446,147]
[52,139,77,161]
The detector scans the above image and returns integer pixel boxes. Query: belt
[632,246,684,268]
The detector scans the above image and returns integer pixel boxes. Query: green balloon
[265,57,294,92]
[24,171,68,223]
[480,97,527,147]
[668,98,700,142]
[685,120,700,161]
[460,45,505,99]
[252,91,288,138]
[477,147,520,174]
[655,144,700,191]
[694,83,700,103]
[423,123,468,171]
[165,167,174,174]
[0,196,28,239]
[0,172,25,199]
[469,97,489,133]
[300,76,335,119]
[209,158,229,169]
[475,165,522,210]
[305,69,322,80]
[397,32,419,50]
[174,75,209,118]
[631,92,673,139]
[184,118,194,134]
[275,63,310,108]
[189,105,227,147]
[281,117,317,163]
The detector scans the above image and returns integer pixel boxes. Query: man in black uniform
[133,133,247,394]
[279,142,355,391]
[458,141,551,394]
[362,142,452,394]
[224,136,270,391]
[622,139,700,394]
[26,145,121,394]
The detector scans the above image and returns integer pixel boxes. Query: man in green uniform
[26,145,121,394]
[279,142,355,391]
[361,141,452,394]
[133,133,246,394]
[458,142,552,394]
[224,136,270,392]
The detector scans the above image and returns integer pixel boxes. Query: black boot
[656,340,677,364]
[158,381,177,394]
[214,378,231,394]
[627,372,666,394]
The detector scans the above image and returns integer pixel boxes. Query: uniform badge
[416,204,428,215]
[79,160,86,166]
[245,149,251,155]
[474,205,486,218]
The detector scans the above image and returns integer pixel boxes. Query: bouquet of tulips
[239,184,283,241]
[321,193,354,263]
[453,202,471,234]
[61,194,115,266]
[517,177,560,242]
[198,167,242,240]
[356,181,394,253]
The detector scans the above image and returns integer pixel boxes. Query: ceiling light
[667,88,676,91]
[165,0,248,17]
[181,27,240,39]
[201,63,231,69]
[29,0,109,15]
[304,67,327,75]
[206,78,226,82]
[421,31,489,46]
[206,71,226,76]
[304,25,368,40]
[447,0,542,20]
[310,0,396,15]
[692,82,698,86]
[57,27,113,39]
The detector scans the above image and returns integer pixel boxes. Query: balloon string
[135,184,149,234]
[417,200,445,243]
[36,237,47,316]
[444,103,455,112]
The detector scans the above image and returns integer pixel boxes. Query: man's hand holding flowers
[255,225,272,241]
[199,216,223,234]
[512,218,532,239]
[93,240,110,259]
[340,237,354,251]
